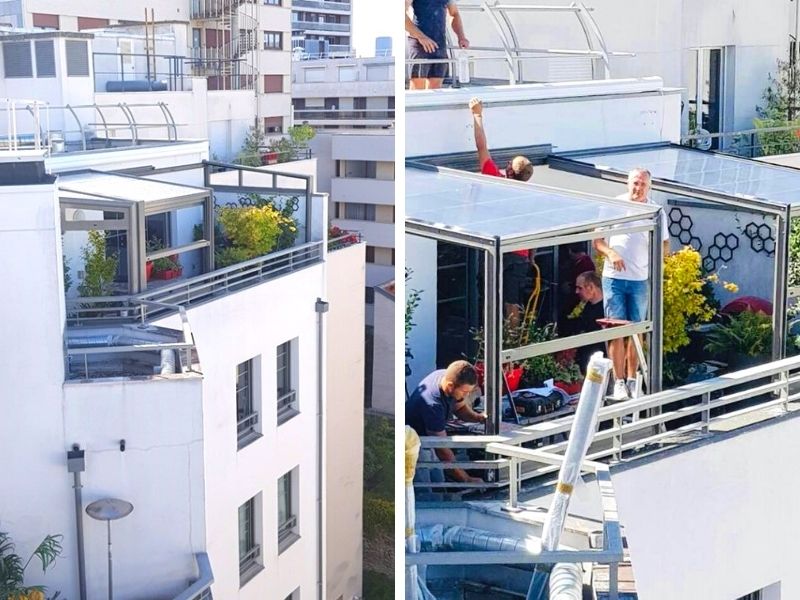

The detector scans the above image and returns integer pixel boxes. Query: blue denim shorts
[602,278,649,322]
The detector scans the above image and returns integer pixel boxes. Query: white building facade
[291,0,352,57]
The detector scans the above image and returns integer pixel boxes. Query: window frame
[277,339,299,424]
[264,30,283,50]
[236,358,261,448]
[238,496,263,585]
[278,468,300,553]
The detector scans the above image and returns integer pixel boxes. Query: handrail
[408,451,623,598]
[416,354,800,490]
[171,553,214,600]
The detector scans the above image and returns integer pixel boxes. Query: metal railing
[408,450,624,599]
[237,411,259,442]
[293,20,350,32]
[278,515,298,543]
[416,355,800,491]
[277,390,298,421]
[65,299,197,380]
[681,124,800,158]
[172,553,214,600]
[293,0,350,10]
[294,108,394,121]
[67,241,324,325]
[327,230,362,252]
[93,52,187,93]
[238,545,261,574]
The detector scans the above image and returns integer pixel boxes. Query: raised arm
[469,98,492,168]
[448,1,469,48]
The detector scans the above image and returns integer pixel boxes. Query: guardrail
[681,124,800,158]
[327,231,362,252]
[416,355,800,491]
[172,553,214,600]
[294,20,350,32]
[293,0,351,10]
[294,108,394,121]
[408,450,624,599]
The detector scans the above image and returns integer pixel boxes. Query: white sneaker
[612,379,629,400]
[626,378,639,399]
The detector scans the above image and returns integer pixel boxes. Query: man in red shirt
[469,97,533,181]
[469,97,534,325]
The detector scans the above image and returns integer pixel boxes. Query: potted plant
[151,254,182,280]
[704,310,773,370]
[0,531,63,600]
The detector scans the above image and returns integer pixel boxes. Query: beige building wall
[325,241,366,600]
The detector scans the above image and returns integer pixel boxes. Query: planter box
[153,268,182,280]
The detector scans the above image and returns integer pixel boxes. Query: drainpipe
[314,298,329,600]
[67,445,87,600]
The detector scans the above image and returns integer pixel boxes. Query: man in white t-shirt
[593,168,669,400]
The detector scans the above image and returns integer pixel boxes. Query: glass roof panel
[566,145,800,206]
[58,171,207,203]
[405,167,658,242]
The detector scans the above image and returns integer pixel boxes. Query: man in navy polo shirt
[405,0,469,90]
[406,360,486,484]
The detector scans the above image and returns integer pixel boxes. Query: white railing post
[701,391,711,434]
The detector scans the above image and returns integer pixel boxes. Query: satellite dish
[695,128,713,150]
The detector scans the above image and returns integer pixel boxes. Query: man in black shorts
[405,0,469,90]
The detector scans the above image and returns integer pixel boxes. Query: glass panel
[238,500,253,558]
[278,472,291,525]
[566,146,800,207]
[237,360,252,419]
[277,342,290,396]
[406,167,658,240]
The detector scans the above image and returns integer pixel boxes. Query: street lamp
[86,498,134,600]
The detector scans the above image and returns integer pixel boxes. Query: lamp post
[86,498,134,600]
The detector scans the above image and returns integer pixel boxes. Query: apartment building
[291,0,352,56]
[0,0,293,143]
[0,30,364,600]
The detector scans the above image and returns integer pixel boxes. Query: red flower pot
[146,261,154,281]
[554,380,582,395]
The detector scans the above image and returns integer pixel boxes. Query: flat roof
[553,144,800,210]
[405,166,658,247]
[58,171,208,205]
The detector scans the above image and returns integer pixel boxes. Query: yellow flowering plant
[663,247,737,354]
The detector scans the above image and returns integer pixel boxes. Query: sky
[351,0,396,58]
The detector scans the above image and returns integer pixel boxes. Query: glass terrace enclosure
[405,164,664,433]
[549,142,800,361]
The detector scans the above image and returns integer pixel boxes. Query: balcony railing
[294,108,394,121]
[277,390,298,423]
[293,0,350,11]
[239,545,261,575]
[292,20,350,32]
[278,515,298,543]
[681,124,800,158]
[171,553,214,600]
[237,411,259,445]
[327,230,362,252]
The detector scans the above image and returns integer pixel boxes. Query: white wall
[155,264,326,600]
[406,79,681,158]
[16,0,185,26]
[63,376,206,600]
[46,140,209,174]
[0,179,75,597]
[325,242,366,600]
[372,284,395,415]
[612,413,800,600]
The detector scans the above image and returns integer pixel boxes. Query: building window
[264,74,283,93]
[338,65,357,82]
[238,496,263,585]
[236,358,261,448]
[278,468,299,552]
[264,0,282,4]
[65,40,90,77]
[364,324,374,407]
[365,287,375,304]
[32,13,59,29]
[34,40,55,78]
[365,246,375,263]
[3,41,32,78]
[344,202,376,221]
[277,339,299,423]
[303,67,325,83]
[392,248,395,266]
[265,116,283,134]
[264,31,283,50]
[366,64,390,81]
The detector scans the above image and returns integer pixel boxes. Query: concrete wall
[611,413,800,600]
[405,78,681,157]
[45,140,208,174]
[13,0,185,27]
[372,284,395,416]
[63,376,206,600]
[324,242,366,600]
[156,264,326,599]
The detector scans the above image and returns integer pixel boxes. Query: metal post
[68,448,88,600]
[701,391,711,434]
[484,241,503,435]
[612,417,621,462]
[609,562,619,600]
[107,520,113,600]
[773,209,790,361]
[508,457,518,510]
[649,213,664,396]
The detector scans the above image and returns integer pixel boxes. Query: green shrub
[363,493,394,538]
[78,230,118,297]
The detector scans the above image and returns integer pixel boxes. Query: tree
[755,55,800,156]
[0,532,63,599]
[235,125,268,167]
[267,124,316,163]
[78,230,118,298]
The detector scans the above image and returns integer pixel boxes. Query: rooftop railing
[294,108,394,122]
[293,0,351,11]
[327,230,362,252]
[416,354,800,492]
[409,450,624,599]
[293,20,350,32]
[681,124,800,158]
